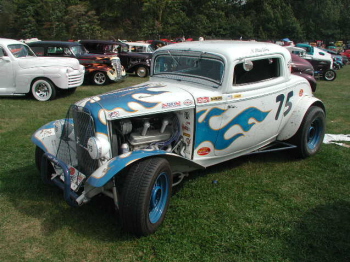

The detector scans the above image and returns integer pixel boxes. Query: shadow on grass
[284,201,350,262]
[1,164,136,242]
[2,149,299,241]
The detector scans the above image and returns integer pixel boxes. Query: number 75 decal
[275,91,293,120]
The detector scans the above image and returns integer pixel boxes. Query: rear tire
[120,158,172,236]
[291,106,325,158]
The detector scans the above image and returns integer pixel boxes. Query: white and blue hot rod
[32,41,325,236]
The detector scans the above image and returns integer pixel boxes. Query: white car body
[0,38,84,99]
[32,40,325,236]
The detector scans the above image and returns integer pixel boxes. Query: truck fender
[277,96,325,141]
[87,150,205,188]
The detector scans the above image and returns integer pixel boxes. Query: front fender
[87,150,204,188]
[31,120,58,154]
[277,96,325,141]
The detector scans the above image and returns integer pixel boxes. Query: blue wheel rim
[307,117,322,150]
[149,172,169,224]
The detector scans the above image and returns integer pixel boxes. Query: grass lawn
[0,68,349,262]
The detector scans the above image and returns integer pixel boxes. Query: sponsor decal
[211,96,223,102]
[234,94,242,98]
[197,97,210,104]
[186,138,191,145]
[69,167,76,175]
[109,110,120,118]
[183,99,193,106]
[182,124,190,131]
[197,147,211,156]
[184,111,190,120]
[183,132,191,137]
[299,89,304,97]
[162,101,181,109]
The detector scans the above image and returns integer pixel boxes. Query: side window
[30,47,44,56]
[48,46,64,56]
[233,58,280,85]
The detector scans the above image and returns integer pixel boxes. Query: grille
[68,72,84,87]
[56,105,98,176]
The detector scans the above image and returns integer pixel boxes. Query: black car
[79,40,152,78]
[28,41,124,85]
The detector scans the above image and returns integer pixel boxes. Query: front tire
[31,78,56,101]
[92,71,108,85]
[323,69,336,81]
[135,66,149,78]
[120,158,172,236]
[292,106,325,158]
[35,146,55,185]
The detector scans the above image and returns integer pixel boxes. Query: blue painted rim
[307,117,323,150]
[149,172,169,224]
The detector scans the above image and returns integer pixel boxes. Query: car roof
[79,40,127,47]
[125,42,151,47]
[0,38,27,46]
[27,41,82,47]
[156,40,291,61]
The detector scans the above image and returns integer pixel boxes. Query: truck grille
[68,72,84,87]
[56,105,98,176]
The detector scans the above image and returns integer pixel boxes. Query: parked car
[296,43,336,81]
[80,40,152,78]
[290,53,317,92]
[0,38,84,101]
[32,41,325,236]
[125,42,155,53]
[28,41,124,85]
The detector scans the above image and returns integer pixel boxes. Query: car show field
[1,56,350,261]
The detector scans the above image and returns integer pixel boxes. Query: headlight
[87,136,110,159]
[54,119,73,139]
[66,67,74,73]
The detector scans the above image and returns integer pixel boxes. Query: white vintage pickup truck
[0,38,84,101]
[32,40,325,236]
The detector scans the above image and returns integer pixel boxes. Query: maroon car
[291,54,317,92]
[28,41,125,85]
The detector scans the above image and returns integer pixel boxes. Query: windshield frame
[152,51,225,87]
[7,44,36,58]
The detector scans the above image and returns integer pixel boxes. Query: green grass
[1,69,350,262]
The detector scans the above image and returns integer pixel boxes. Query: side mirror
[243,59,253,71]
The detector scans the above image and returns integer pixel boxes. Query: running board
[248,141,297,155]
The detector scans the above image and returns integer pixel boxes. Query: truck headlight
[87,136,110,159]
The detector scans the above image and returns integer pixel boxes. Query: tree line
[1,0,350,44]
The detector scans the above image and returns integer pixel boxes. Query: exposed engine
[111,113,182,155]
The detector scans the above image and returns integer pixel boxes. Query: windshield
[8,44,36,58]
[154,53,224,84]
[71,45,87,56]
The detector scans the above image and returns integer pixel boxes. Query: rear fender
[87,150,204,188]
[277,96,325,141]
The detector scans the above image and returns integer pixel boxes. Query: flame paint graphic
[90,84,168,112]
[195,107,270,150]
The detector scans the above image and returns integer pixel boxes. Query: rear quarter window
[233,58,280,85]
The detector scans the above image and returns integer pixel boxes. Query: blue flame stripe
[195,107,270,150]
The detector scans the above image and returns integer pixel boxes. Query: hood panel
[76,82,195,120]
[19,57,81,70]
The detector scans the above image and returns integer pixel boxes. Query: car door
[0,46,15,93]
[213,56,291,156]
